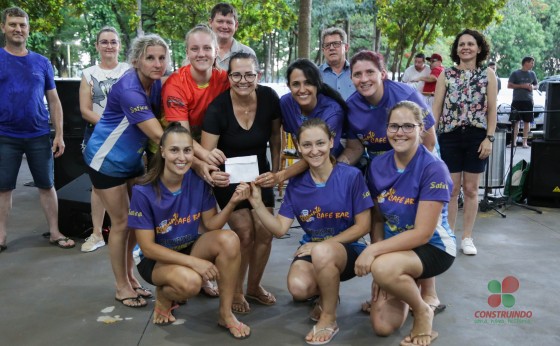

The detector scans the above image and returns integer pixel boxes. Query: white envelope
[225,155,259,184]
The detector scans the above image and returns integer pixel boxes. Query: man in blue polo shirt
[0,7,75,252]
[319,27,355,100]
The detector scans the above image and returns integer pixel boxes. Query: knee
[173,273,202,299]
[310,243,337,270]
[288,278,313,301]
[462,185,478,199]
[371,259,393,286]
[216,230,241,255]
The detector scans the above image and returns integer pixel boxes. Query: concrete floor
[1,146,559,346]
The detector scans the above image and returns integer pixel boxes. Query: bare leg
[227,209,255,313]
[522,122,530,147]
[287,260,318,301]
[90,188,105,239]
[447,172,463,231]
[0,190,12,246]
[191,230,250,338]
[305,242,347,344]
[40,187,74,247]
[246,208,275,305]
[512,121,519,146]
[94,185,142,306]
[462,172,480,241]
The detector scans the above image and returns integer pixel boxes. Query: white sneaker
[81,234,106,252]
[461,238,477,255]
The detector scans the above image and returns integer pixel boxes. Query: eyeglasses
[228,72,257,83]
[387,123,421,133]
[98,40,119,47]
[322,41,344,49]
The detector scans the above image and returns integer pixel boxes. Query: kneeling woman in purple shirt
[249,118,373,345]
[128,123,251,339]
[355,101,456,346]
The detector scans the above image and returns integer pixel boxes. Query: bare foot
[305,322,339,344]
[401,303,435,346]
[218,314,251,339]
[200,280,219,298]
[245,285,276,306]
[232,293,251,314]
[153,287,178,325]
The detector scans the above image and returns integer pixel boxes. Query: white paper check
[225,155,259,184]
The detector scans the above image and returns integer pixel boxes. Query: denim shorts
[438,127,488,174]
[0,134,54,190]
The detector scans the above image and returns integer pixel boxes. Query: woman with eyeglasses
[338,51,445,319]
[78,27,130,255]
[355,101,455,346]
[201,51,281,314]
[248,118,372,345]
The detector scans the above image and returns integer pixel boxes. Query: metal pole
[67,44,71,77]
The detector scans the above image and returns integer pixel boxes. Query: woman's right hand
[210,170,230,187]
[248,182,263,208]
[205,148,227,166]
[191,257,220,282]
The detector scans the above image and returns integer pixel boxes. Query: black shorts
[87,165,144,189]
[292,242,363,282]
[214,184,274,211]
[511,100,534,123]
[412,243,455,279]
[439,126,488,174]
[136,241,197,285]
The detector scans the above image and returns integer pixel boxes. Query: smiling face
[387,106,422,154]
[457,34,480,64]
[1,15,29,47]
[161,132,194,177]
[297,126,333,169]
[288,68,318,115]
[351,59,386,104]
[209,13,238,42]
[228,58,258,97]
[135,45,167,85]
[186,32,217,73]
[96,31,120,61]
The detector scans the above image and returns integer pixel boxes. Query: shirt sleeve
[418,161,452,203]
[128,187,155,230]
[120,88,156,125]
[202,94,226,135]
[201,180,218,212]
[162,73,190,123]
[267,87,281,121]
[278,186,296,220]
[351,169,374,214]
[44,59,56,91]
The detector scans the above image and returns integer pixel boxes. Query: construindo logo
[474,276,533,324]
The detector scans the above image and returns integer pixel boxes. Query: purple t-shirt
[367,146,456,256]
[84,69,162,177]
[279,163,373,246]
[346,80,435,158]
[280,93,344,156]
[0,49,56,138]
[128,170,216,260]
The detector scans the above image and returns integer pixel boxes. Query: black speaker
[527,140,560,207]
[55,79,86,136]
[544,81,560,141]
[53,135,87,189]
[57,173,93,237]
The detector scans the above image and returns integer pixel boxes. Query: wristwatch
[486,135,495,142]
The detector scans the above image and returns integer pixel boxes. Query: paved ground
[1,145,559,346]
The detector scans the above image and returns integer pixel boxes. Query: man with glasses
[0,7,75,252]
[401,52,431,93]
[319,27,355,100]
[209,2,255,71]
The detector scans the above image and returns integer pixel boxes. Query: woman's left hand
[294,242,315,258]
[478,138,493,159]
[255,171,278,188]
[355,246,376,277]
[231,182,250,204]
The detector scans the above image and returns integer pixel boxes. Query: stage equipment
[527,140,560,207]
[544,81,560,141]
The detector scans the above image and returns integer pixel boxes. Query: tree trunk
[298,0,312,59]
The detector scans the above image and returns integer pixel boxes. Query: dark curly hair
[450,29,490,68]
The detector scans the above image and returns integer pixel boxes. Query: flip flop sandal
[218,321,251,339]
[245,290,276,306]
[153,302,179,325]
[115,296,147,308]
[200,281,219,298]
[49,237,75,249]
[134,286,153,298]
[306,325,339,345]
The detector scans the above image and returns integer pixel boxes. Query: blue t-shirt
[367,146,456,257]
[279,163,373,247]
[128,170,216,262]
[280,93,344,157]
[346,80,435,158]
[0,49,56,138]
[83,69,162,177]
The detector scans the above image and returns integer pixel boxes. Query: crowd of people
[5,2,533,345]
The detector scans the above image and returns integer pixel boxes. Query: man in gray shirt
[209,2,255,71]
[508,56,538,148]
